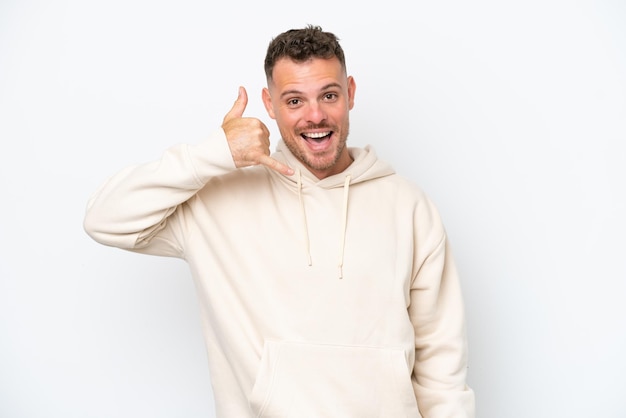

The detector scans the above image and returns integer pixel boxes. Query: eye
[323,93,338,102]
[287,98,301,107]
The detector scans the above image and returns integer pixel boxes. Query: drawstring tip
[338,266,343,279]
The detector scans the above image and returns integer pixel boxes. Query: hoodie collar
[271,140,395,188]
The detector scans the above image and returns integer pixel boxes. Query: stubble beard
[282,122,350,174]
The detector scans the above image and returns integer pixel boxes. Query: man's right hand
[222,86,294,176]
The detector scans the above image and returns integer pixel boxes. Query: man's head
[262,25,355,179]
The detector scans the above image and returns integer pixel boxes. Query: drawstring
[296,170,352,279]
[296,170,313,266]
[337,175,352,279]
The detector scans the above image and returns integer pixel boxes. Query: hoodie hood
[271,140,396,188]
[269,140,396,279]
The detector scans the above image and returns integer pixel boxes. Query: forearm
[83,129,235,249]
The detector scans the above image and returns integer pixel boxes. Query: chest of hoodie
[184,174,416,335]
[197,176,410,280]
[212,182,413,302]
[291,184,414,325]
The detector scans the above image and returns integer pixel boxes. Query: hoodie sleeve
[83,128,236,257]
[408,201,475,417]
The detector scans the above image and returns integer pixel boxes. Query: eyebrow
[279,82,343,100]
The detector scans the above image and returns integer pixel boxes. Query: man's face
[262,57,356,179]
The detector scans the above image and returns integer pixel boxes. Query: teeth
[305,132,330,139]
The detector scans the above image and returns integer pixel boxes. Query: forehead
[269,57,346,93]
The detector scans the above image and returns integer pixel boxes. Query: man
[84,25,475,417]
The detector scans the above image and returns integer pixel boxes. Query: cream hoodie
[84,129,475,417]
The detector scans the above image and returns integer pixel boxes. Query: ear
[262,87,276,119]
[347,76,356,110]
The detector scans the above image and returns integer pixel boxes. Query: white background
[1,0,625,417]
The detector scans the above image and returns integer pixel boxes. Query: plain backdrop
[1,0,625,417]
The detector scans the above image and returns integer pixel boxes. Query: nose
[304,101,326,124]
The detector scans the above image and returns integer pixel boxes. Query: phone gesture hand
[222,86,293,176]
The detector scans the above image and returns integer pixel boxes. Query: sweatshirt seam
[265,339,407,351]
[411,232,447,287]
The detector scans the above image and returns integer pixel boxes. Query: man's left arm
[408,223,475,417]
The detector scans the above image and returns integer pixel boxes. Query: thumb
[223,86,248,123]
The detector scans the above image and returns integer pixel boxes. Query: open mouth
[301,131,332,143]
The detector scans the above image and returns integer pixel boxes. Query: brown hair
[264,24,346,81]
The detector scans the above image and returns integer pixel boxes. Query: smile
[302,131,332,143]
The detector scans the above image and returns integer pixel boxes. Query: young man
[84,25,475,417]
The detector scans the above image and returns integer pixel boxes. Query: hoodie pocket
[249,340,421,418]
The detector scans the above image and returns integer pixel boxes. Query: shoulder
[368,171,431,203]
[382,173,446,227]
